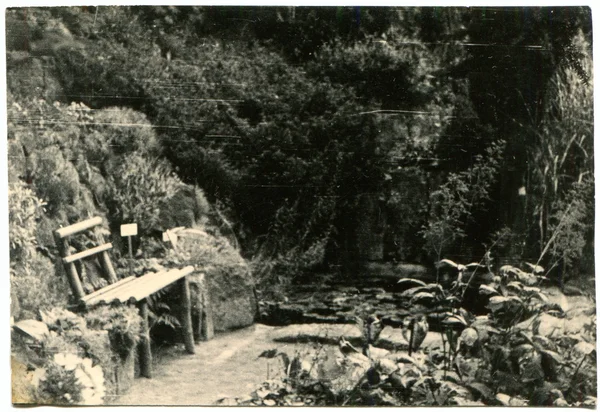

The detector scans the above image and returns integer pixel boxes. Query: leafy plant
[147,300,181,341]
[421,141,504,265]
[240,257,596,407]
[32,352,106,405]
[8,183,46,261]
[11,254,69,321]
[85,305,142,360]
[107,154,184,235]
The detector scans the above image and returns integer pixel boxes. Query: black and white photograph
[5,4,597,407]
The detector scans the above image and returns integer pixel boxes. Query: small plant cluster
[31,353,105,406]
[421,141,505,263]
[8,183,46,261]
[84,305,143,360]
[15,306,143,405]
[18,309,107,405]
[108,154,184,236]
[9,182,69,321]
[233,258,596,407]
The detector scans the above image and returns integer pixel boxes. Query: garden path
[111,324,310,406]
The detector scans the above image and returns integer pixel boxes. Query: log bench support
[180,277,195,354]
[138,299,153,379]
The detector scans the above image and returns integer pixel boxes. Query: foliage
[545,178,594,280]
[13,309,112,405]
[8,182,46,261]
[107,154,184,235]
[10,252,69,322]
[32,353,106,405]
[7,6,593,284]
[522,30,594,279]
[421,141,505,263]
[236,258,596,407]
[85,305,142,360]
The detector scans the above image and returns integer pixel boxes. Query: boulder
[329,352,371,395]
[421,332,444,351]
[375,326,443,352]
[515,313,565,338]
[271,323,364,346]
[12,319,49,342]
[177,228,257,332]
[375,326,409,351]
[543,287,570,312]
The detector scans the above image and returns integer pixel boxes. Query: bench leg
[138,300,152,379]
[201,300,214,341]
[180,277,195,354]
[193,308,202,344]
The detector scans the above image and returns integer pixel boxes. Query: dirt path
[111,324,312,406]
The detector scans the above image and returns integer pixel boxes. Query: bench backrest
[54,216,118,301]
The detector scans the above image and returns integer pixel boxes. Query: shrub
[421,141,504,265]
[93,107,162,158]
[32,352,106,405]
[11,252,69,322]
[522,30,593,274]
[8,182,45,261]
[14,309,112,405]
[546,177,594,281]
[31,146,81,215]
[107,154,184,235]
[85,305,142,361]
[236,258,597,407]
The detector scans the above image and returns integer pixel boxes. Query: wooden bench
[53,216,195,379]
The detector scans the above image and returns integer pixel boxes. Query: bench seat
[82,266,195,307]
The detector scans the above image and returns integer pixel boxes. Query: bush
[14,308,111,405]
[85,305,142,361]
[93,107,162,158]
[11,254,69,321]
[421,141,504,264]
[546,178,594,282]
[32,146,81,214]
[108,154,184,236]
[236,258,597,407]
[8,182,45,261]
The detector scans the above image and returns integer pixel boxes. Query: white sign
[120,223,138,237]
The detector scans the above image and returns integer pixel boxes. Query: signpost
[120,223,138,277]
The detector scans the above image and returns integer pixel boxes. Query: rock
[302,314,352,324]
[375,326,444,352]
[515,313,565,338]
[271,323,364,346]
[367,345,391,360]
[563,313,592,336]
[328,352,371,395]
[362,262,433,283]
[178,228,257,332]
[260,303,305,326]
[362,287,387,295]
[375,326,409,351]
[543,287,569,312]
[12,319,49,342]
